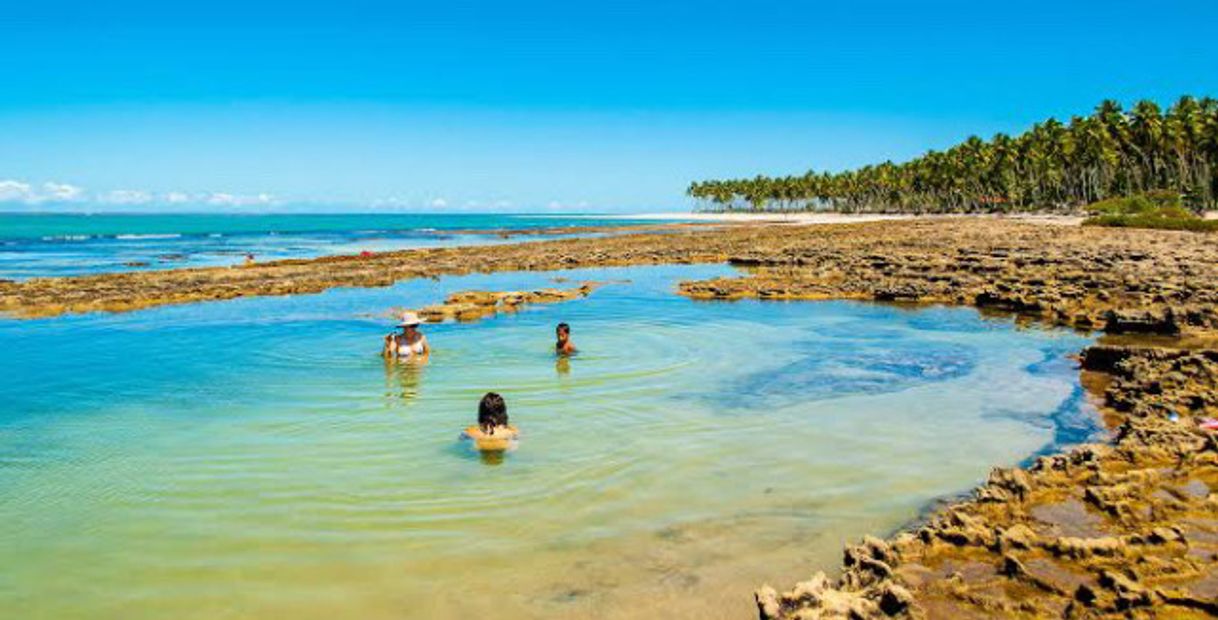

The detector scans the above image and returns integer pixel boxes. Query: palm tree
[688,95,1218,214]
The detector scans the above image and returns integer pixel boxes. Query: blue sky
[2,0,1217,212]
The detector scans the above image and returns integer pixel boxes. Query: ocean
[0,213,671,280]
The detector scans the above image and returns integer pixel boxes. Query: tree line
[687,96,1218,214]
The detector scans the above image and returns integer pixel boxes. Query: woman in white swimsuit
[383,311,430,361]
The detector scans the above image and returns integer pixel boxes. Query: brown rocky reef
[3,220,1216,324]
[757,346,1218,619]
[413,283,600,323]
[677,221,1218,335]
[0,222,730,318]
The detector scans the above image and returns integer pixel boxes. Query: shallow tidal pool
[0,265,1096,619]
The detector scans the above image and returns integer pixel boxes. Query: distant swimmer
[243,253,256,266]
[555,322,576,355]
[462,392,519,451]
[383,311,430,361]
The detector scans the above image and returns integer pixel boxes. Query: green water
[0,265,1095,618]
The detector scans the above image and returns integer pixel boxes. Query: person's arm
[382,334,397,358]
[417,335,431,359]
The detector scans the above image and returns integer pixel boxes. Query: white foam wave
[115,234,183,240]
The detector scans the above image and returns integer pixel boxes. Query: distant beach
[622,211,1087,226]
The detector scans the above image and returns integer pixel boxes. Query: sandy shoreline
[622,211,1087,226]
[3,218,1218,617]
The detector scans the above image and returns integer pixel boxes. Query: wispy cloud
[546,200,590,212]
[0,180,87,204]
[98,189,154,205]
[43,182,86,202]
[0,179,278,208]
[206,192,275,207]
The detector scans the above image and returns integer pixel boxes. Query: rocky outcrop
[5,219,1218,323]
[758,346,1218,619]
[678,222,1218,336]
[412,283,600,323]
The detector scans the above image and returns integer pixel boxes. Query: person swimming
[462,392,519,451]
[555,322,576,355]
[382,311,430,361]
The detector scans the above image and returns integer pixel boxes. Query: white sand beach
[626,211,1086,226]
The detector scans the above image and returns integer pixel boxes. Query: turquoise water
[0,265,1096,619]
[0,213,669,279]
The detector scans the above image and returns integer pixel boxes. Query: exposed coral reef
[756,346,1218,619]
[413,283,600,323]
[6,220,1216,323]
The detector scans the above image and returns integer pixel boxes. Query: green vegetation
[689,96,1218,214]
[1083,191,1218,231]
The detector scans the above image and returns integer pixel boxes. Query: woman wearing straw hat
[382,311,430,361]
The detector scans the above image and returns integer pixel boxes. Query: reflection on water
[0,265,1094,619]
[384,358,425,404]
[479,449,508,466]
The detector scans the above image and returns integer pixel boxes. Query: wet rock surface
[0,222,728,318]
[676,221,1218,336]
[5,219,1216,324]
[412,283,600,323]
[758,346,1218,619]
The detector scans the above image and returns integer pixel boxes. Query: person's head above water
[555,322,576,354]
[478,392,508,432]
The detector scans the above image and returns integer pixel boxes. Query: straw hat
[397,311,423,327]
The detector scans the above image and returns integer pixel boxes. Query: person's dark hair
[556,322,570,335]
[478,392,508,432]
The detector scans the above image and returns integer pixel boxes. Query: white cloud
[42,182,85,202]
[370,196,411,209]
[0,180,36,203]
[430,198,448,208]
[205,192,276,207]
[98,189,154,205]
[0,180,86,204]
[543,200,592,213]
[0,178,279,209]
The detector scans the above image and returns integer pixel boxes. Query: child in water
[555,322,576,355]
[462,392,519,451]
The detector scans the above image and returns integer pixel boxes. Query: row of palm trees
[688,96,1218,213]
